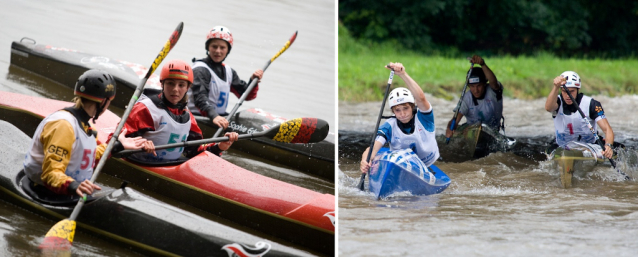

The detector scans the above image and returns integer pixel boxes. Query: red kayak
[0,91,335,256]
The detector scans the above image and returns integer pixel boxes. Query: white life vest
[460,84,503,130]
[187,61,233,115]
[24,111,97,185]
[131,95,191,161]
[553,95,596,146]
[385,117,440,167]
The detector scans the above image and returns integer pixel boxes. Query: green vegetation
[339,24,638,102]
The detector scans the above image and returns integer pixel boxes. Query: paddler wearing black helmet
[445,55,504,138]
[23,69,148,197]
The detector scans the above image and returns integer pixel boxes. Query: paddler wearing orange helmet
[118,60,239,162]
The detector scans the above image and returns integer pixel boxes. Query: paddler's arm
[230,68,260,100]
[360,140,384,174]
[387,62,431,111]
[545,76,565,112]
[99,128,148,159]
[471,55,501,92]
[446,112,464,138]
[592,101,614,159]
[40,119,101,197]
[597,119,614,159]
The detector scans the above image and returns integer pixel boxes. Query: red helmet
[205,26,233,51]
[160,60,193,84]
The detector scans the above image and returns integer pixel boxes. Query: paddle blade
[271,118,329,144]
[40,219,76,250]
[357,173,366,191]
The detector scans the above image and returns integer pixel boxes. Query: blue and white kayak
[368,148,451,199]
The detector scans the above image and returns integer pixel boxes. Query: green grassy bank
[339,24,638,102]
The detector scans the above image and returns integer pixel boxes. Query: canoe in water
[368,148,451,199]
[439,123,516,162]
[550,141,605,188]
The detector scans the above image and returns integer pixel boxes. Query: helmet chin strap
[92,99,110,123]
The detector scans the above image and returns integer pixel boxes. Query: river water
[0,0,335,256]
[338,93,638,256]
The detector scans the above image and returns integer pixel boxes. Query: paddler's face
[162,79,190,105]
[392,103,414,123]
[469,83,486,98]
[561,87,578,105]
[207,39,229,63]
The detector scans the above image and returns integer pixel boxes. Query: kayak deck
[368,148,451,199]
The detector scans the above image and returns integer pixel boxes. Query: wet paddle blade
[40,219,75,250]
[270,118,329,144]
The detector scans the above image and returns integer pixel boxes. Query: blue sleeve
[416,110,435,132]
[377,121,393,143]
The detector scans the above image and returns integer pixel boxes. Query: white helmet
[560,71,581,88]
[388,87,415,108]
[205,26,233,50]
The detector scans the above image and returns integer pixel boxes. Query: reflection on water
[339,95,638,256]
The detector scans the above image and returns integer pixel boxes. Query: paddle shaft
[118,130,269,155]
[212,31,298,138]
[446,62,474,144]
[559,84,630,180]
[357,67,394,191]
[68,22,183,221]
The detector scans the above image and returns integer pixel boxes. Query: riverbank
[339,23,638,102]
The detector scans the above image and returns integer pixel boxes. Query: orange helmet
[159,60,193,84]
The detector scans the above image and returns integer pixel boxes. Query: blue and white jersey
[131,95,191,161]
[376,107,439,166]
[188,61,233,115]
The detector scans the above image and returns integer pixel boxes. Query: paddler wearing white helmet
[187,25,264,130]
[544,70,616,159]
[360,62,440,174]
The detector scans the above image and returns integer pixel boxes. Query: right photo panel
[338,1,638,256]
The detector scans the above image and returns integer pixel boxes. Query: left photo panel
[0,0,336,256]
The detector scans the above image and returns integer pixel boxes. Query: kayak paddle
[39,22,183,250]
[446,59,474,144]
[357,65,394,191]
[559,84,631,180]
[117,117,329,156]
[212,31,298,138]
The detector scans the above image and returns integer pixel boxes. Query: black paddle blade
[268,118,329,144]
[357,173,366,191]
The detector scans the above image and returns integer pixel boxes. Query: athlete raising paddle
[360,62,440,174]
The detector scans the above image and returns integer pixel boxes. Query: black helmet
[74,69,117,102]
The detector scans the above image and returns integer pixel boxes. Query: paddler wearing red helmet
[187,25,264,130]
